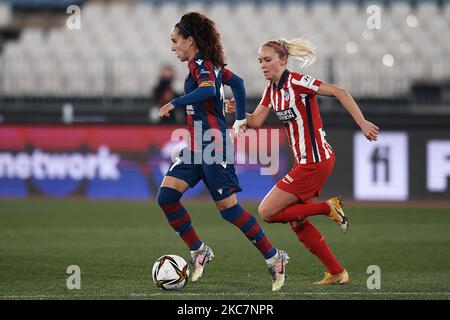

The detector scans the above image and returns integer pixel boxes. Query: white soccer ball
[152,254,190,290]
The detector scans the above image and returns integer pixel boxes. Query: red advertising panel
[0,125,289,201]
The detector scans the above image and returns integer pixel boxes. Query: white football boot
[268,250,289,291]
[190,244,214,282]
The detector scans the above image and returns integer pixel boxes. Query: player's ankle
[190,243,205,256]
[265,249,279,266]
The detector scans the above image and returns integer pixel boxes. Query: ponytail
[262,37,316,67]
[176,12,226,68]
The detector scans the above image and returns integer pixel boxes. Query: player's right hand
[159,102,175,118]
[225,98,236,114]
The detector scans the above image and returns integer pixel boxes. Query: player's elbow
[334,85,349,98]
[247,115,262,129]
[247,121,260,129]
[229,73,244,86]
[235,75,244,87]
[252,122,263,129]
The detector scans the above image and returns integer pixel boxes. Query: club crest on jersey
[195,59,203,65]
[275,107,298,123]
[284,91,290,102]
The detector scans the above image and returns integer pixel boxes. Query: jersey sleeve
[259,83,272,108]
[291,74,322,95]
[221,67,234,84]
[188,59,216,87]
[221,67,247,120]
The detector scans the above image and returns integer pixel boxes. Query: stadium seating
[0,0,449,98]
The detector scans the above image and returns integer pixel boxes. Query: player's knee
[156,187,182,207]
[156,189,167,207]
[258,204,273,222]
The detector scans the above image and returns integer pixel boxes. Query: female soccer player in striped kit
[157,13,288,291]
[227,38,379,285]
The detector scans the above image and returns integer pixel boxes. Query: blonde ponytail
[262,37,317,68]
[281,37,316,67]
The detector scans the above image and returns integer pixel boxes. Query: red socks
[291,220,344,275]
[266,202,330,223]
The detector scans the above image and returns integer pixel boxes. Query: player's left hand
[159,103,175,118]
[360,120,379,141]
[232,118,247,135]
[225,98,236,114]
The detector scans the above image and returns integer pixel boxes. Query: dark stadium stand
[4,0,85,9]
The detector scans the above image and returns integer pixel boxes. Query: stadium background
[0,0,449,300]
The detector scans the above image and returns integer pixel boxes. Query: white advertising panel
[354,132,408,200]
[427,140,450,192]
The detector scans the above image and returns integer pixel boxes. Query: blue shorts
[165,149,242,201]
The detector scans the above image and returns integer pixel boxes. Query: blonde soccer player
[227,38,379,284]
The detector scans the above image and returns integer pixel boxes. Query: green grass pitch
[0,199,449,300]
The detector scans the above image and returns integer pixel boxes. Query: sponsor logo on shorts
[282,174,293,184]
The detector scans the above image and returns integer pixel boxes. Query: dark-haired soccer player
[157,12,288,291]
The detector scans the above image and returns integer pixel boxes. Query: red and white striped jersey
[260,69,333,165]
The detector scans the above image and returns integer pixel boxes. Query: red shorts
[276,153,335,201]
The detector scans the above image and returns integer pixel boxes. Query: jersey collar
[274,69,290,90]
[190,51,204,63]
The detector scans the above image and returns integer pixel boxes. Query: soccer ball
[152,254,189,290]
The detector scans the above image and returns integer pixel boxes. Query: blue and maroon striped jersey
[183,52,235,153]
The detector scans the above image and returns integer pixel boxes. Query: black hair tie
[177,22,193,37]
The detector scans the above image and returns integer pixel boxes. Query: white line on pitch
[1,292,450,299]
